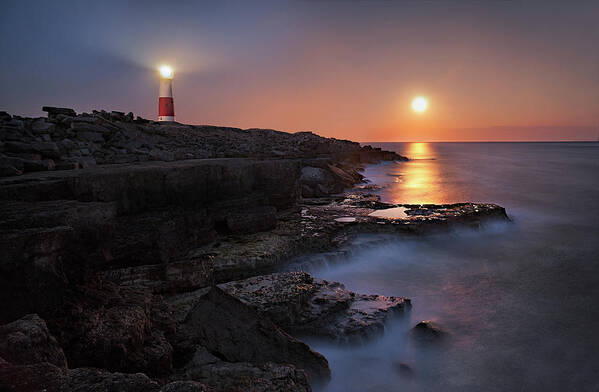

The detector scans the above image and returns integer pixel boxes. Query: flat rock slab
[189,194,509,283]
[219,272,411,342]
[300,192,509,238]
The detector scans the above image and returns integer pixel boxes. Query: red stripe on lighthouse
[159,97,174,117]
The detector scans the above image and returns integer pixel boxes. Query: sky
[1,0,598,142]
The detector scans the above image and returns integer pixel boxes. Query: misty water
[298,142,599,391]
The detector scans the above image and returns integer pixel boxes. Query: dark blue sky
[1,0,598,141]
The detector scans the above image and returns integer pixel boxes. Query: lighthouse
[158,65,175,122]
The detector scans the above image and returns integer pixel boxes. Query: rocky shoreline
[0,108,509,391]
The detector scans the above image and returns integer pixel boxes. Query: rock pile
[0,107,406,179]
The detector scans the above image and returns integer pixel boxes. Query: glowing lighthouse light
[158,65,175,122]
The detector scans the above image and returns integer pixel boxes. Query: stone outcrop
[0,107,405,178]
[220,272,411,342]
[173,287,330,382]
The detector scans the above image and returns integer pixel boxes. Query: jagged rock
[220,272,411,341]
[411,320,445,342]
[174,287,330,382]
[0,314,67,369]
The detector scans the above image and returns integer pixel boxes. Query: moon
[411,96,428,113]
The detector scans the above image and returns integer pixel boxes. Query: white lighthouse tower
[158,65,175,122]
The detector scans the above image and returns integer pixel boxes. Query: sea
[298,142,599,392]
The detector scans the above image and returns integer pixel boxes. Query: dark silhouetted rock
[42,106,76,118]
[411,320,445,341]
[175,287,330,382]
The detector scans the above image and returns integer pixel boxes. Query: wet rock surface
[220,272,411,342]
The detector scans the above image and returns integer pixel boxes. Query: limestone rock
[220,272,411,342]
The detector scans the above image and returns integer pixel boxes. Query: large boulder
[174,287,330,382]
[0,314,67,369]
